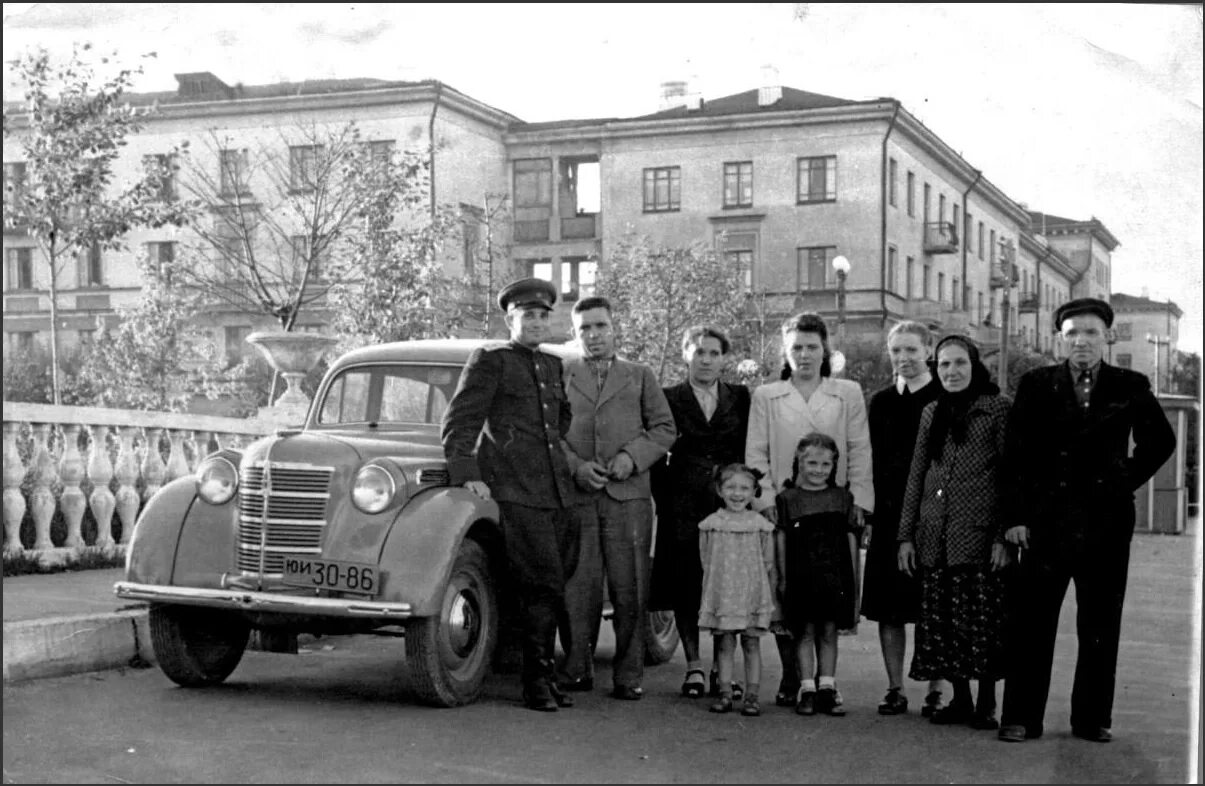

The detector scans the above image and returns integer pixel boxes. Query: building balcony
[514,218,550,243]
[1017,293,1041,313]
[923,222,959,254]
[989,263,1018,289]
[560,213,598,240]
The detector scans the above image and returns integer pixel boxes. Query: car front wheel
[405,539,498,707]
[149,605,250,687]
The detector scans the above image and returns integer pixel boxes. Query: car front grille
[237,462,334,575]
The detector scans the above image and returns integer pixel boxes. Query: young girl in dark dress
[775,433,861,716]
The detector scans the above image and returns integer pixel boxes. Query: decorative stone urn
[245,331,338,426]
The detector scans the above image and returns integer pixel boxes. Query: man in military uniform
[998,298,1175,743]
[440,278,582,712]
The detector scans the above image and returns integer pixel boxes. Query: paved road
[3,532,1198,784]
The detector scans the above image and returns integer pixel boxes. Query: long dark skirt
[909,564,1006,681]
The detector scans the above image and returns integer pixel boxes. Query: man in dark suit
[557,296,677,700]
[440,278,582,712]
[650,325,751,700]
[998,297,1175,743]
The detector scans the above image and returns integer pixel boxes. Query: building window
[952,276,960,309]
[797,156,837,203]
[978,291,984,323]
[77,241,104,287]
[4,161,28,214]
[923,182,931,224]
[887,245,898,293]
[145,241,176,282]
[723,233,757,289]
[923,262,932,300]
[723,161,753,208]
[522,257,553,282]
[218,149,249,197]
[937,272,945,304]
[888,158,897,207]
[642,166,681,212]
[14,331,36,353]
[952,204,960,241]
[290,234,330,279]
[797,246,837,291]
[367,140,394,168]
[224,325,252,364]
[6,247,33,290]
[289,145,324,192]
[142,153,177,201]
[905,255,915,299]
[1114,321,1133,341]
[213,210,252,275]
[559,256,596,301]
[514,159,552,207]
[964,211,972,251]
[989,229,997,263]
[906,171,915,217]
[77,328,95,346]
[938,194,946,223]
[978,221,985,259]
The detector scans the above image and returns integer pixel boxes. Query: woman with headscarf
[746,312,873,710]
[897,334,1012,730]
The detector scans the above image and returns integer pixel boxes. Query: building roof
[1110,292,1183,319]
[635,86,861,120]
[1028,210,1121,251]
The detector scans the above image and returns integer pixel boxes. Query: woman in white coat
[746,312,874,708]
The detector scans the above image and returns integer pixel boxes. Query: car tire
[149,604,250,687]
[644,609,680,665]
[405,539,498,707]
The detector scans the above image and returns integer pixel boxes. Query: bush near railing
[2,401,275,571]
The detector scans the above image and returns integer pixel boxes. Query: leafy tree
[1170,351,1200,398]
[1,343,93,405]
[175,121,433,332]
[460,192,513,338]
[78,255,239,413]
[592,233,745,385]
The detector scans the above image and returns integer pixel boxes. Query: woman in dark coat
[898,334,1012,730]
[863,321,946,717]
[650,326,750,699]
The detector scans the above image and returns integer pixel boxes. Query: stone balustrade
[2,401,276,565]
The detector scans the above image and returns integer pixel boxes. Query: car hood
[242,428,445,469]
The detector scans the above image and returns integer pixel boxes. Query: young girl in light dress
[775,433,861,717]
[698,463,777,716]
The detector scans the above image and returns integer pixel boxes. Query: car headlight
[196,456,238,505]
[353,464,396,514]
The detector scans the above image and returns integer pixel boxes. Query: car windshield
[317,364,461,426]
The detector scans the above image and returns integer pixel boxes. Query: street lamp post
[832,255,850,348]
[1146,334,1170,396]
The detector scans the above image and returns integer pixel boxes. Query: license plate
[282,557,379,596]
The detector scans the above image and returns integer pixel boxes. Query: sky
[4,2,1202,352]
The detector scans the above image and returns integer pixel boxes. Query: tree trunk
[47,249,62,406]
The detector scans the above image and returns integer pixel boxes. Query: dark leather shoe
[523,692,558,712]
[998,723,1044,742]
[549,684,574,708]
[930,701,973,725]
[878,687,909,715]
[611,685,642,701]
[1071,725,1113,743]
[559,676,594,692]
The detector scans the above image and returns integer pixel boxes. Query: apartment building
[1109,292,1183,392]
[5,72,1110,360]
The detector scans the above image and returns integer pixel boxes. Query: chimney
[1141,286,1150,300]
[758,64,782,107]
[659,80,688,111]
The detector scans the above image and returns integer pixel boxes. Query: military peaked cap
[497,277,557,312]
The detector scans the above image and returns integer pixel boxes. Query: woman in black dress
[862,321,945,717]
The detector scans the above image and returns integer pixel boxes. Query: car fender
[378,486,500,617]
[124,476,202,586]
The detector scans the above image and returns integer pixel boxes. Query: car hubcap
[446,587,480,658]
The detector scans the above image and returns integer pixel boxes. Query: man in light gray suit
[557,296,677,700]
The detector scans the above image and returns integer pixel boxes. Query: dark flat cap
[1053,297,1114,330]
[497,277,557,312]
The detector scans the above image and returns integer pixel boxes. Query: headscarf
[927,334,999,462]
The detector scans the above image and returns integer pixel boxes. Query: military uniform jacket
[1004,361,1175,542]
[898,393,1011,569]
[440,341,579,508]
[563,356,677,501]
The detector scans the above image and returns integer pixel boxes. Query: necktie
[700,388,716,420]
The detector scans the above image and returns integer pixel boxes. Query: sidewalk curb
[2,608,155,685]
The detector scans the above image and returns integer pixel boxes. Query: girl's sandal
[730,682,744,701]
[709,696,734,713]
[681,668,707,698]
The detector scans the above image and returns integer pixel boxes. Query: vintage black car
[115,338,679,706]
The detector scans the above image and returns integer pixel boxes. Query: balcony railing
[514,219,550,243]
[923,222,959,254]
[560,213,598,240]
[2,401,275,564]
[1017,293,1041,313]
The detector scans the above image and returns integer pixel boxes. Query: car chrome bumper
[113,581,414,619]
